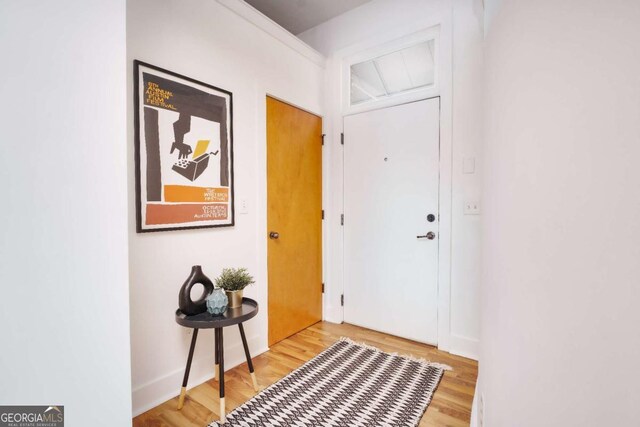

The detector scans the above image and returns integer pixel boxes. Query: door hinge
[341,294,344,306]
[322,283,325,293]
[322,209,325,220]
[340,132,344,145]
[340,214,344,226]
[321,134,325,146]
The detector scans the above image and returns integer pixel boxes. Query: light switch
[238,198,248,214]
[464,200,480,215]
[463,157,476,174]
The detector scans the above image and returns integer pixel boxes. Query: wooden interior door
[267,96,322,346]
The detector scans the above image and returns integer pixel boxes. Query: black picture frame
[134,60,235,232]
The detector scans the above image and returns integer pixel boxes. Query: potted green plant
[215,268,255,308]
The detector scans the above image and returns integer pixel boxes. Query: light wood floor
[133,322,478,427]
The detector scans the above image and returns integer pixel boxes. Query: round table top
[175,297,259,329]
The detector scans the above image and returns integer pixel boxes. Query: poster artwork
[134,61,234,232]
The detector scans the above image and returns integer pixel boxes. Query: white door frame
[327,17,453,352]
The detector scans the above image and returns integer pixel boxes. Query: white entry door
[343,98,440,345]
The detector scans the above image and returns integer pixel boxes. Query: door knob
[417,232,436,240]
[269,231,280,239]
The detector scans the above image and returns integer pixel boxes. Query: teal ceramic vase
[206,288,228,316]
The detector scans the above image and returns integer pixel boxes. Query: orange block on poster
[146,203,228,225]
[164,185,229,203]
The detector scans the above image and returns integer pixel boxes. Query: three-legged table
[175,298,259,424]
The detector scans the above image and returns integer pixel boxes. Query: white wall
[479,0,640,425]
[127,0,325,415]
[0,1,132,425]
[298,0,484,358]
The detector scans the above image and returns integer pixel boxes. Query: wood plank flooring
[133,322,478,427]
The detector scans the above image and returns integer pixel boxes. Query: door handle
[417,232,436,240]
[269,231,280,239]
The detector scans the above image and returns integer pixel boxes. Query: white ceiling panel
[351,61,386,97]
[402,41,435,87]
[375,51,413,94]
[349,39,437,106]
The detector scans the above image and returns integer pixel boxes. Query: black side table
[175,298,259,424]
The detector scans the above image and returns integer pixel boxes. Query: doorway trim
[324,16,453,352]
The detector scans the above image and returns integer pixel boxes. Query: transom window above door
[350,39,436,106]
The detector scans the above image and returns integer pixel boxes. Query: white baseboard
[132,336,267,417]
[449,334,479,361]
[470,379,480,427]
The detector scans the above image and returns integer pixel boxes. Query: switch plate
[238,198,248,214]
[463,157,476,174]
[464,200,480,215]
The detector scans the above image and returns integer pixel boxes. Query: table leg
[238,323,259,391]
[214,327,219,381]
[217,327,225,424]
[178,328,199,410]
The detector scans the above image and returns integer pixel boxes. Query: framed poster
[134,61,234,232]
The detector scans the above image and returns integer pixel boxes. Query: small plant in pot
[215,268,255,308]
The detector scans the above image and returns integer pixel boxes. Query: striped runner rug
[210,337,450,427]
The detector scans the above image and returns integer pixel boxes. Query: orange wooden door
[267,97,323,346]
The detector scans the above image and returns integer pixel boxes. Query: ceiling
[244,0,372,35]
[350,40,436,105]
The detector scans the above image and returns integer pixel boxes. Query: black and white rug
[210,337,450,427]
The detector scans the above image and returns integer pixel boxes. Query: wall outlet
[464,200,480,215]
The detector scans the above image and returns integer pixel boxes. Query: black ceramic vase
[179,265,214,315]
